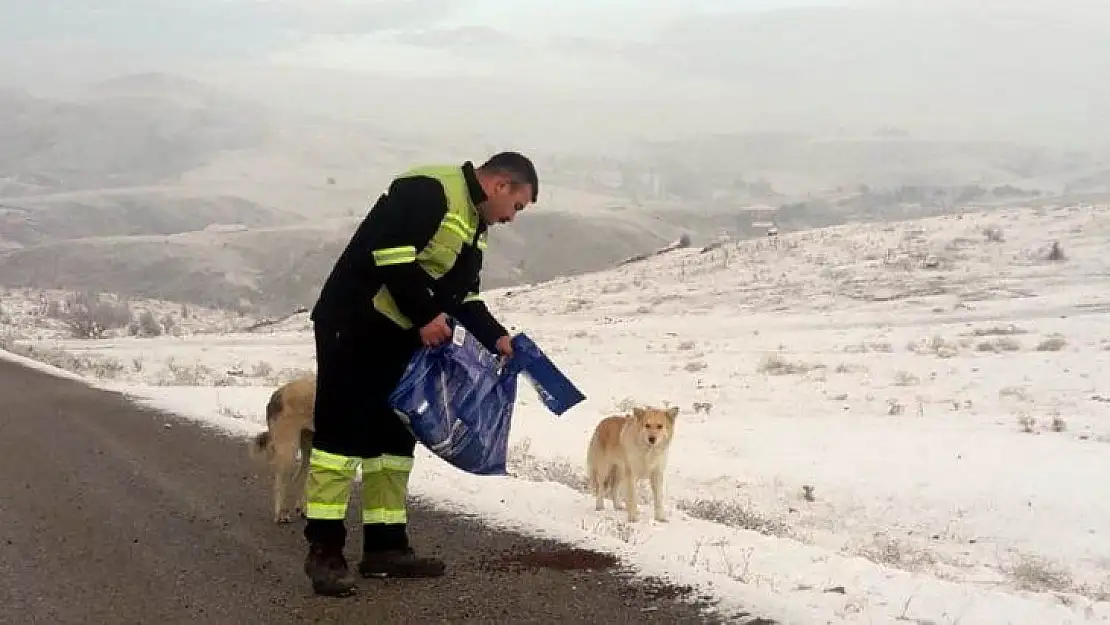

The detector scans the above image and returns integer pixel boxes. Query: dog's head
[631,405,679,447]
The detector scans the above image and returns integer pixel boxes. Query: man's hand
[419,313,452,347]
[495,335,513,367]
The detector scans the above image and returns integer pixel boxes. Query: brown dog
[586,405,679,523]
[248,374,316,523]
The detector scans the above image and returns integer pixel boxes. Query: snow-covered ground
[4,203,1110,624]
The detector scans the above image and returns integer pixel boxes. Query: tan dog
[248,374,316,524]
[586,405,679,523]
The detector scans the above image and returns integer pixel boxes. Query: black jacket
[311,161,508,352]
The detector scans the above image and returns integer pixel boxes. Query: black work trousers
[303,318,422,553]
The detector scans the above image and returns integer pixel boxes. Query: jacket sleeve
[449,273,509,353]
[364,176,448,330]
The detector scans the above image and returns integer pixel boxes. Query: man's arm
[364,176,448,330]
[450,274,510,353]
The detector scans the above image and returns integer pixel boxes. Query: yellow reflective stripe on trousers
[363,454,414,473]
[372,245,417,267]
[306,502,348,520]
[310,448,362,474]
[362,507,408,524]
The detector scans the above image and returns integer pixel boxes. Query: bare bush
[251,360,275,378]
[129,310,163,338]
[968,324,1028,337]
[1050,412,1067,432]
[1017,413,1036,433]
[835,363,869,374]
[1043,241,1066,262]
[976,337,1022,353]
[892,371,920,386]
[757,353,822,375]
[506,438,588,492]
[907,335,959,358]
[156,357,235,386]
[613,397,638,413]
[562,298,589,313]
[842,341,893,354]
[999,386,1031,402]
[676,498,794,538]
[1035,334,1067,352]
[161,314,177,335]
[857,534,936,573]
[982,226,1006,242]
[1006,555,1073,593]
[89,358,126,379]
[57,292,133,339]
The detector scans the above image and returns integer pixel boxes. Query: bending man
[304,152,538,596]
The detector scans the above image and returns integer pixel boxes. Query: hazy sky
[1,0,852,78]
[3,0,1108,149]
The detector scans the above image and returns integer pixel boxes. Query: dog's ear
[632,406,646,421]
[665,406,679,422]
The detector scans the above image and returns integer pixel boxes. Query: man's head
[475,151,538,225]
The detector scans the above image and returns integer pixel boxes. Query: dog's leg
[624,466,639,522]
[272,463,290,524]
[607,466,624,510]
[293,430,313,518]
[591,467,606,511]
[271,440,299,524]
[650,468,668,522]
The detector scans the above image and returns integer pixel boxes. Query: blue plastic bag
[389,323,520,475]
[511,333,587,416]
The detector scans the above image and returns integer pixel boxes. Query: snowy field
[3,203,1110,624]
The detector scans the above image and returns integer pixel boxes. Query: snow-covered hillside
[4,203,1109,624]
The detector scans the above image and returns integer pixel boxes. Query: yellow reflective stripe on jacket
[372,245,417,267]
[371,163,484,329]
[371,286,413,329]
[462,292,481,304]
[440,212,475,241]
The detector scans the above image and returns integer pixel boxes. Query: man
[303,152,538,597]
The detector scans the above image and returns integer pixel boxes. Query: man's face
[481,177,533,225]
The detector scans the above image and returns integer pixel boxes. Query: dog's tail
[247,430,272,461]
[248,386,284,462]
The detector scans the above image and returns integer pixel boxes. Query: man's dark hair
[478,151,539,202]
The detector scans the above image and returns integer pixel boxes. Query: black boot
[304,543,357,596]
[359,523,445,579]
[358,547,446,579]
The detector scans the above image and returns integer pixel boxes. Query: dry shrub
[757,353,822,375]
[1035,334,1067,352]
[976,337,1022,353]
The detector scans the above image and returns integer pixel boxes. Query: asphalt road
[0,356,774,625]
